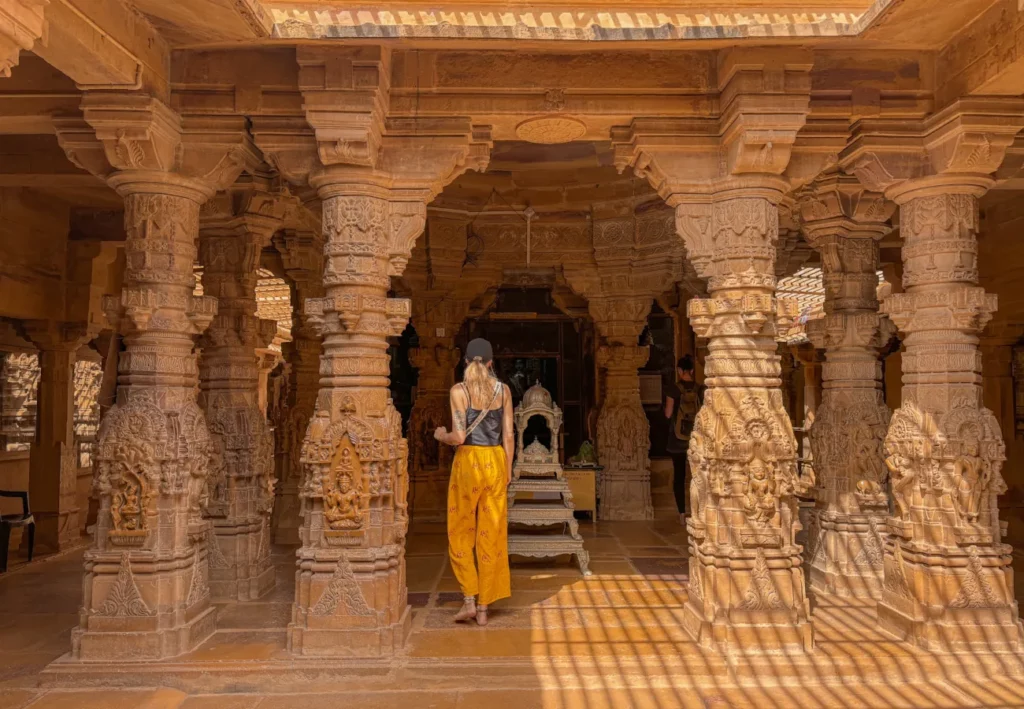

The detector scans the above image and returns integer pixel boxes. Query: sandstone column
[289,172,420,655]
[198,191,290,601]
[563,211,682,520]
[844,98,1024,651]
[22,322,94,552]
[54,95,257,660]
[272,229,324,546]
[798,175,895,599]
[614,49,816,652]
[591,298,655,520]
[252,47,490,656]
[677,189,810,652]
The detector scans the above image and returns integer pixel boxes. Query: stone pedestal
[799,176,894,599]
[198,211,281,602]
[878,185,1024,651]
[678,190,812,653]
[288,180,416,657]
[23,323,92,553]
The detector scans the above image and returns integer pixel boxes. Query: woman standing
[434,338,514,626]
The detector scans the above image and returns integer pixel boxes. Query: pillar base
[72,606,217,662]
[877,541,1024,653]
[287,550,411,657]
[598,476,653,521]
[287,607,411,657]
[684,540,813,655]
[878,599,1024,653]
[209,519,275,601]
[807,511,886,600]
[681,601,814,655]
[71,549,216,662]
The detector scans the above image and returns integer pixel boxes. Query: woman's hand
[434,427,448,443]
[506,470,512,486]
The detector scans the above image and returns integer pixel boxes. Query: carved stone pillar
[22,322,93,552]
[879,186,1023,650]
[799,176,895,599]
[288,176,420,656]
[252,47,491,654]
[272,229,324,546]
[562,210,682,521]
[407,297,470,521]
[198,202,283,602]
[54,95,257,660]
[675,190,809,652]
[842,99,1024,651]
[590,297,653,520]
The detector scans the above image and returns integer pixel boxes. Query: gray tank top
[461,382,504,447]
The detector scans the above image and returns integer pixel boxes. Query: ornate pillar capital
[0,0,47,78]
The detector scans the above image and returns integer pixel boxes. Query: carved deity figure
[852,423,885,489]
[324,441,364,530]
[954,437,988,525]
[325,475,361,531]
[112,477,143,532]
[885,452,915,520]
[743,457,777,526]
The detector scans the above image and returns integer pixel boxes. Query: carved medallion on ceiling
[515,116,587,144]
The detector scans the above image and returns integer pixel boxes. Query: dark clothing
[464,407,503,447]
[665,378,702,514]
[671,453,688,514]
[665,379,702,454]
[461,382,505,447]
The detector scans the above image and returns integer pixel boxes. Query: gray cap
[465,338,493,363]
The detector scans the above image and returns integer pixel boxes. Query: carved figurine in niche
[323,438,363,531]
[853,423,885,492]
[885,451,915,520]
[954,435,989,525]
[112,472,145,533]
[743,457,777,526]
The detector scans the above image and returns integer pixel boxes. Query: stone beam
[937,0,1024,106]
[34,0,170,97]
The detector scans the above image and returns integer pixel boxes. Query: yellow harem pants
[447,445,511,606]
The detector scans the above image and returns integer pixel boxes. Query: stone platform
[1,516,1024,708]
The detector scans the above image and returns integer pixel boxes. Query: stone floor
[2,514,1024,708]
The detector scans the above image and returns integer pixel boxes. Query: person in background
[434,338,514,626]
[663,355,704,525]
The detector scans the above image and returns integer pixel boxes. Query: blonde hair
[463,357,496,407]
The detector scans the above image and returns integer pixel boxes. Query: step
[509,478,570,494]
[508,503,576,525]
[509,533,591,575]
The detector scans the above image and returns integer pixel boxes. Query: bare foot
[454,599,477,623]
[476,606,488,627]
